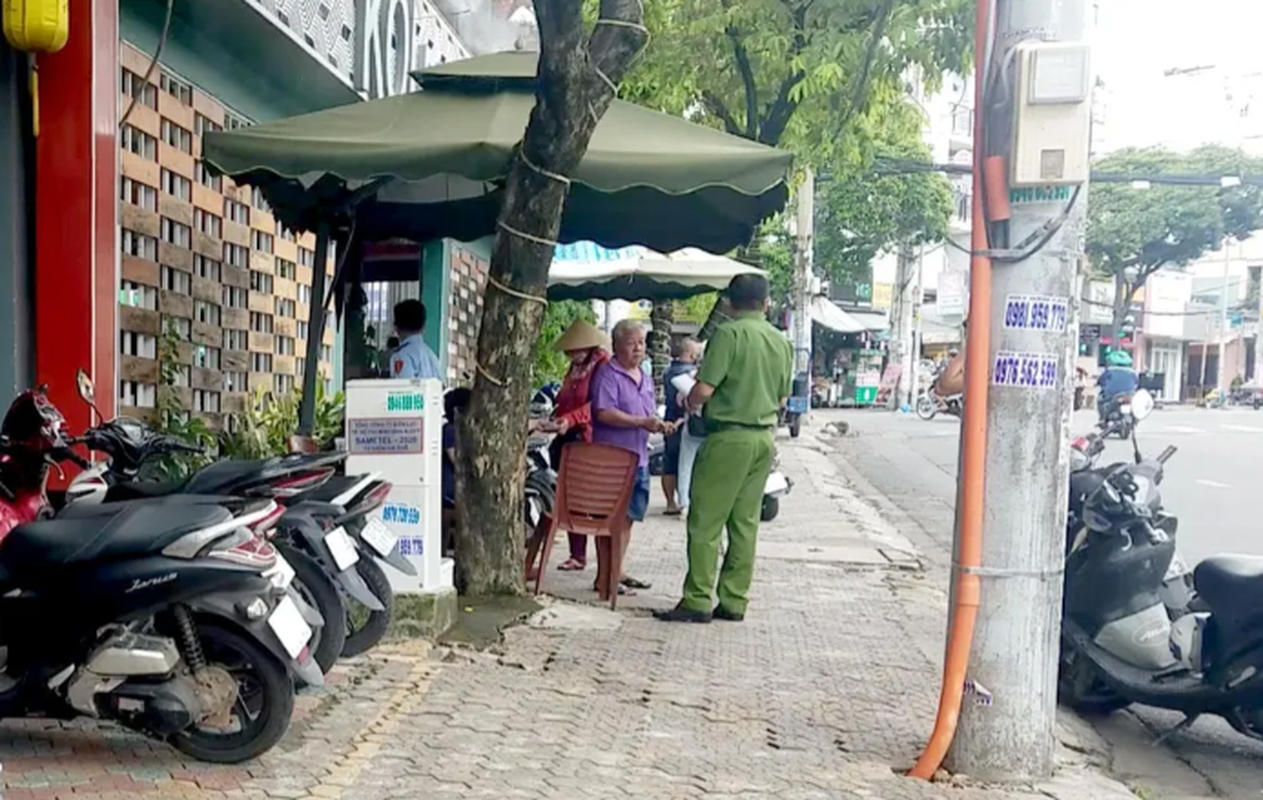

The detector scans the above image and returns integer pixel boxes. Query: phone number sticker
[1003,294,1068,333]
[992,351,1058,389]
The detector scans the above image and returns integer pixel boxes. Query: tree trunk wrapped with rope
[453,0,649,596]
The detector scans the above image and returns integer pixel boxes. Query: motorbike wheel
[342,558,393,658]
[278,543,347,675]
[1058,649,1130,716]
[789,417,802,438]
[169,622,295,764]
[915,395,938,421]
[760,495,780,522]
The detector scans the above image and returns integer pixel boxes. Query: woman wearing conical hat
[548,320,611,571]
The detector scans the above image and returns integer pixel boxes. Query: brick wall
[446,242,488,384]
[117,43,335,427]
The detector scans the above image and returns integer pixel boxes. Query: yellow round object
[3,0,69,54]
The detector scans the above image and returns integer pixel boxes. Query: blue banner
[552,241,643,262]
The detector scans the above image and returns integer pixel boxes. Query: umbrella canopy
[548,244,764,302]
[810,296,867,334]
[201,51,792,254]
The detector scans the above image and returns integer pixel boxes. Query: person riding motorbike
[1097,350,1139,423]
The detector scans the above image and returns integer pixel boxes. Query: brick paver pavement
[0,427,1135,800]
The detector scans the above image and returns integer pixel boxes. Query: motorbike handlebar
[1156,445,1177,464]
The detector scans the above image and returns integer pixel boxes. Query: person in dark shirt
[661,338,702,515]
[1097,350,1139,421]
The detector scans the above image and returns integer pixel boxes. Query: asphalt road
[824,405,1263,799]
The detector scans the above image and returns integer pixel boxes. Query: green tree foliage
[147,324,216,481]
[533,300,598,385]
[1089,145,1263,330]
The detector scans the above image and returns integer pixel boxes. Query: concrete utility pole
[792,168,815,396]
[892,244,916,408]
[947,0,1092,781]
[1216,239,1232,394]
[910,245,925,403]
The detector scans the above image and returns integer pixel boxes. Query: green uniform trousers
[681,428,775,615]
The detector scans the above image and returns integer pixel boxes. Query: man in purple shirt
[590,319,674,593]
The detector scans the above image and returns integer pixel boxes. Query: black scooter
[1060,391,1263,742]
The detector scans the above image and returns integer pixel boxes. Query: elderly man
[589,319,673,593]
[656,274,792,623]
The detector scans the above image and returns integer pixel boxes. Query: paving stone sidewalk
[0,425,1137,800]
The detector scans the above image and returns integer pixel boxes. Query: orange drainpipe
[908,0,992,780]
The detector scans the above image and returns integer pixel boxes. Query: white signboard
[345,378,450,593]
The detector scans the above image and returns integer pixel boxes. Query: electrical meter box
[1011,42,1093,187]
[344,378,453,594]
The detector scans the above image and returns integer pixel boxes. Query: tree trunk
[698,292,734,341]
[453,0,648,596]
[649,300,673,401]
[1107,272,1128,351]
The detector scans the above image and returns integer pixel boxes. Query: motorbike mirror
[75,369,103,423]
[1131,389,1155,421]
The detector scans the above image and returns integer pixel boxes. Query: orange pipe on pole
[908,0,993,781]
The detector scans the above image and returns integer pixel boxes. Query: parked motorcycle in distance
[1059,391,1263,744]
[1098,391,1136,439]
[914,389,962,421]
[0,386,317,762]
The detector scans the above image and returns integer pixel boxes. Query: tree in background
[533,300,598,385]
[1089,145,1263,342]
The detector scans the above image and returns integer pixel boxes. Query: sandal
[558,558,586,571]
[593,581,636,596]
[663,508,682,517]
[620,576,652,590]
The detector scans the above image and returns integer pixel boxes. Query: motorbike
[58,372,399,668]
[0,385,319,762]
[915,387,962,421]
[1097,392,1135,439]
[1059,391,1263,744]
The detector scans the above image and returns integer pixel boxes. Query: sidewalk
[0,425,1138,800]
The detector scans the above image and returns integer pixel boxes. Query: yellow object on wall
[3,0,69,53]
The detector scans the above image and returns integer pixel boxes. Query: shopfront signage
[386,390,425,412]
[348,417,424,454]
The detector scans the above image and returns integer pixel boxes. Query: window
[192,389,221,413]
[296,321,309,340]
[222,286,248,309]
[955,191,971,222]
[195,161,222,191]
[225,112,250,130]
[159,71,192,105]
[223,329,248,350]
[320,345,333,363]
[250,270,274,294]
[120,330,158,358]
[276,258,297,280]
[296,357,306,376]
[160,119,193,154]
[251,186,271,212]
[273,374,295,396]
[121,177,157,210]
[224,199,250,226]
[251,352,273,373]
[119,381,157,408]
[160,265,192,295]
[170,363,191,388]
[121,229,158,260]
[223,243,249,268]
[165,316,192,339]
[298,246,315,268]
[297,284,312,305]
[160,217,191,248]
[194,254,222,281]
[194,208,223,238]
[193,344,221,370]
[121,69,157,109]
[121,125,157,160]
[194,300,221,326]
[275,297,295,318]
[251,230,274,254]
[250,312,274,333]
[222,371,248,393]
[160,168,192,200]
[278,226,297,243]
[275,335,296,356]
[119,281,158,310]
[194,112,222,137]
[951,104,974,137]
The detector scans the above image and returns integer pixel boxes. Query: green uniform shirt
[697,311,793,428]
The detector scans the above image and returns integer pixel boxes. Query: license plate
[787,397,808,414]
[324,526,360,572]
[1121,404,1132,415]
[267,595,313,660]
[361,518,399,558]
[268,554,296,590]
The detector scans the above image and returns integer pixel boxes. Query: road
[824,405,1263,799]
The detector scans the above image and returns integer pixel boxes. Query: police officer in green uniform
[655,274,793,623]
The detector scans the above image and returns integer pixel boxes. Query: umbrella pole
[297,221,331,436]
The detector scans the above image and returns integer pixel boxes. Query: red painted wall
[34,0,117,435]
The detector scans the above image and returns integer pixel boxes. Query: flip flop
[558,558,586,571]
[620,576,652,590]
[663,508,682,517]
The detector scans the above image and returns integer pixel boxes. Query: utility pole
[910,245,925,403]
[1216,239,1232,394]
[893,244,916,408]
[947,0,1092,781]
[792,168,815,401]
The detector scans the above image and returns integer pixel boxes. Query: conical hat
[553,319,610,352]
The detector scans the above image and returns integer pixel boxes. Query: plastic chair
[525,443,638,609]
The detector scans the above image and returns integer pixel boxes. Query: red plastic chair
[525,443,638,608]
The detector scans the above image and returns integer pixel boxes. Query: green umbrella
[202,51,792,254]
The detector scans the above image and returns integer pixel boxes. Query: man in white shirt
[390,299,443,381]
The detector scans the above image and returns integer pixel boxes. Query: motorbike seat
[104,480,184,501]
[292,475,365,504]
[1,502,232,571]
[1193,556,1263,616]
[182,459,276,495]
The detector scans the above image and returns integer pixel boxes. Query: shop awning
[548,246,765,301]
[810,296,867,333]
